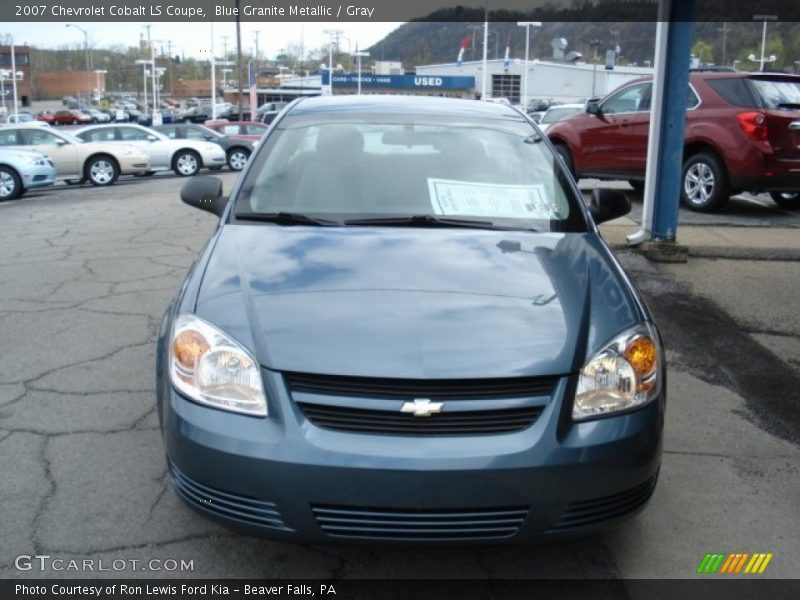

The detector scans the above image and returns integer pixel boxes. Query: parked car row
[545,70,800,211]
[0,117,269,200]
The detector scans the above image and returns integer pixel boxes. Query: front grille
[285,372,557,399]
[312,504,528,541]
[299,402,543,436]
[169,463,291,531]
[33,175,47,182]
[547,476,657,533]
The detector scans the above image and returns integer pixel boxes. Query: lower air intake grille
[312,504,528,541]
[299,402,543,436]
[169,462,291,531]
[547,476,657,532]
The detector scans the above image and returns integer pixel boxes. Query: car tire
[554,142,575,178]
[0,166,23,201]
[681,152,729,212]
[173,150,201,177]
[769,191,800,210]
[226,147,250,171]
[84,155,120,187]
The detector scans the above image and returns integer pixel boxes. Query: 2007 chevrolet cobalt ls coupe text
[156,95,665,543]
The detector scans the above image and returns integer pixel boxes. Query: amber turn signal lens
[624,337,657,377]
[173,329,210,370]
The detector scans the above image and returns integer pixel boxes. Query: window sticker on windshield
[427,178,563,219]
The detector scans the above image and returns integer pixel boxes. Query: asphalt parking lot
[1,174,798,586]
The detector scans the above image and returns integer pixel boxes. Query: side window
[0,129,18,146]
[79,129,116,142]
[119,127,149,141]
[21,130,62,145]
[602,83,652,114]
[244,125,266,135]
[221,125,240,136]
[160,127,178,139]
[706,78,758,108]
[184,128,209,140]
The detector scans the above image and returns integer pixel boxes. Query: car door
[580,82,652,176]
[18,128,80,178]
[117,126,170,169]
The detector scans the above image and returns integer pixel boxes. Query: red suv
[547,71,800,211]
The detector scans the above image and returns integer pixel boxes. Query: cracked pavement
[1,176,798,585]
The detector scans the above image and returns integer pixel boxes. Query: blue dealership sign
[321,72,475,90]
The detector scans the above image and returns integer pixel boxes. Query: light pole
[351,51,369,95]
[589,39,601,99]
[323,29,343,95]
[66,23,91,102]
[517,21,541,112]
[134,59,152,115]
[753,14,778,72]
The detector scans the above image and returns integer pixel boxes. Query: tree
[691,40,714,64]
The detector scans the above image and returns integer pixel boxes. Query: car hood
[0,148,49,160]
[193,226,641,379]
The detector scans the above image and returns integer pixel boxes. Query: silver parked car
[0,126,151,186]
[74,124,227,177]
[0,147,56,200]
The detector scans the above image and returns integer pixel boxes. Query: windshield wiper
[235,211,342,226]
[344,214,531,231]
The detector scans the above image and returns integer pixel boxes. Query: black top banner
[3,0,800,23]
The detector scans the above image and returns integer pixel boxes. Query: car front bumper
[159,369,664,544]
[21,164,56,189]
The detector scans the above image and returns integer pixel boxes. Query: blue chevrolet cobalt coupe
[157,95,665,543]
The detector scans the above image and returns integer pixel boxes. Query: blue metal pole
[650,0,695,241]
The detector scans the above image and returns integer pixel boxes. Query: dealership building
[415,58,653,104]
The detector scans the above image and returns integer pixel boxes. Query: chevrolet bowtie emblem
[401,398,444,417]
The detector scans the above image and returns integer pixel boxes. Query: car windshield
[749,78,800,109]
[235,114,585,232]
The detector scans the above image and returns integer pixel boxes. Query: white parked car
[2,113,49,127]
[0,125,151,186]
[88,110,111,123]
[74,124,227,176]
[537,103,586,133]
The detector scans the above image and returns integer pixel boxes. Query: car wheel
[226,148,250,171]
[173,150,201,177]
[85,155,119,187]
[554,143,575,178]
[769,191,800,210]
[681,152,729,212]
[0,166,22,201]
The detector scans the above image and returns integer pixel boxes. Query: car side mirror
[589,189,631,224]
[586,99,601,115]
[54,138,67,145]
[181,176,227,217]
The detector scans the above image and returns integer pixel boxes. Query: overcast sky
[7,22,402,60]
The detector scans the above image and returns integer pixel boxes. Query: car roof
[289,94,526,121]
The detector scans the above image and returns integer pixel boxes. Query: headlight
[169,314,267,417]
[573,323,661,421]
[26,156,48,166]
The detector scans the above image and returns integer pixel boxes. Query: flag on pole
[456,38,470,67]
[248,61,257,120]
